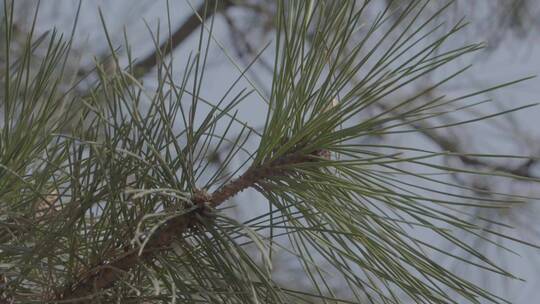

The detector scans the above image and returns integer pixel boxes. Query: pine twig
[57,150,327,301]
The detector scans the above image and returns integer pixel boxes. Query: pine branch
[4,1,536,302]
[57,150,327,302]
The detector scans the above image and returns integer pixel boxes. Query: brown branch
[336,35,539,181]
[57,150,325,302]
[132,0,234,78]
[413,120,538,179]
[75,0,235,81]
[373,101,538,179]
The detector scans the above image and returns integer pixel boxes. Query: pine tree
[0,1,538,303]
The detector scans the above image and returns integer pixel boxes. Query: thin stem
[57,150,326,301]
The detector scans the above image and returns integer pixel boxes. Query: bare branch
[132,0,234,78]
[377,102,539,179]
